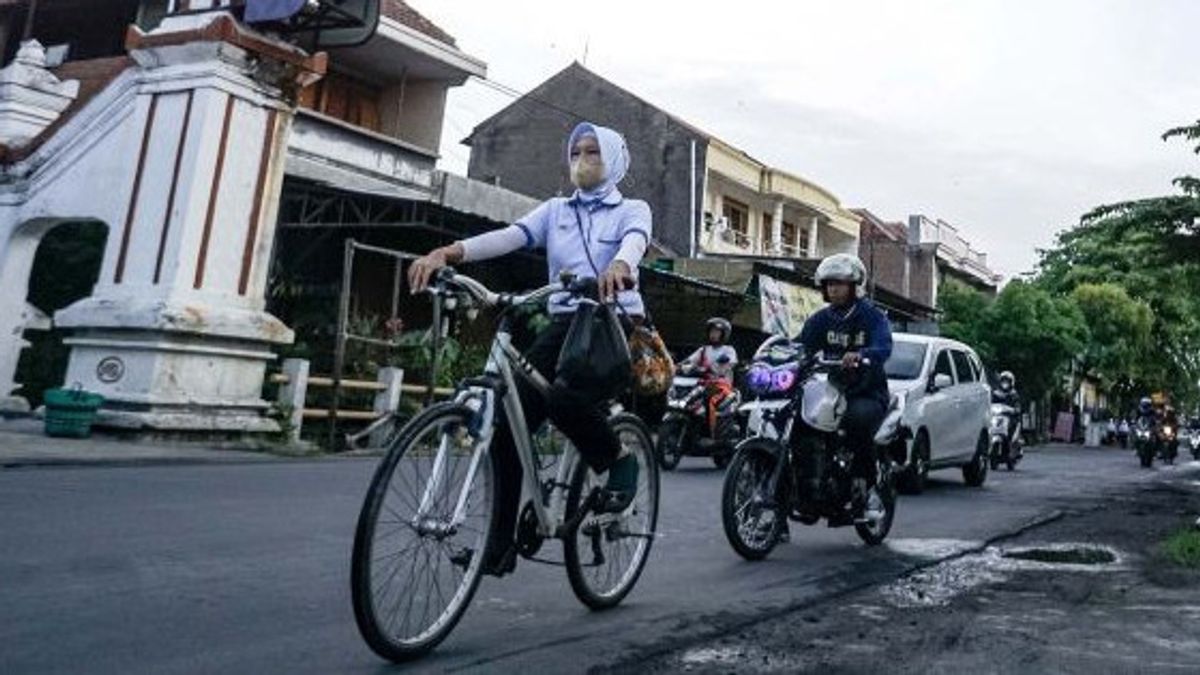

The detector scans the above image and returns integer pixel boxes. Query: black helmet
[706,317,731,342]
[1139,397,1153,413]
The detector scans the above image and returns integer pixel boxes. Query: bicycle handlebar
[431,268,597,309]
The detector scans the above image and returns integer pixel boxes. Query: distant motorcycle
[1189,430,1200,461]
[1159,423,1178,465]
[988,403,1023,471]
[1134,418,1158,468]
[656,365,742,470]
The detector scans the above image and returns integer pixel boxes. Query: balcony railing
[717,226,755,251]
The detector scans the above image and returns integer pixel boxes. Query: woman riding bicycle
[408,121,650,576]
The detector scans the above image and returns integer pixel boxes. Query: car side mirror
[928,373,953,392]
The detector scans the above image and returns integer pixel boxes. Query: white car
[883,333,992,494]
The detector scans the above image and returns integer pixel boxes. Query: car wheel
[963,432,989,487]
[898,432,930,495]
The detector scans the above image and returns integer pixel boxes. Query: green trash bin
[43,387,105,438]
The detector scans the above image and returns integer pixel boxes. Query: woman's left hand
[600,261,635,302]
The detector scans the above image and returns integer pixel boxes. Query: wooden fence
[271,358,454,442]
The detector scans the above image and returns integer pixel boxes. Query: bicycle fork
[413,388,496,536]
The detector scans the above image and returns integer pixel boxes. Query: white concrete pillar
[807,217,820,258]
[770,201,784,256]
[51,12,327,431]
[277,358,309,442]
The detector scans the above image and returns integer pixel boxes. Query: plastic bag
[556,301,632,399]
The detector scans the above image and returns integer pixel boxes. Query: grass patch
[1163,530,1200,568]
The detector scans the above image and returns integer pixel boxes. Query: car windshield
[885,341,928,380]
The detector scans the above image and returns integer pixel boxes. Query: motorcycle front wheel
[721,440,787,561]
[855,461,897,546]
[1138,444,1154,468]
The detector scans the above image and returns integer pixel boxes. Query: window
[951,350,976,382]
[798,225,810,257]
[933,350,955,383]
[885,341,928,380]
[781,220,798,247]
[722,198,749,238]
[969,353,984,382]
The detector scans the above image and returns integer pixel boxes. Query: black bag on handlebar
[556,301,632,399]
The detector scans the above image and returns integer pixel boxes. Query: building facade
[857,208,1001,312]
[465,63,861,263]
[0,1,535,427]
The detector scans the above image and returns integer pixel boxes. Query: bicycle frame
[412,302,580,540]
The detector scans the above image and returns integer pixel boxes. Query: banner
[758,274,825,337]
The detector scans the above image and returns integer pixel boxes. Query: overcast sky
[412,0,1200,277]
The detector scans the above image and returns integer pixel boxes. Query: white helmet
[814,253,867,286]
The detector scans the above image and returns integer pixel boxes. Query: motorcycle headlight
[747,362,799,396]
[990,416,1008,432]
[1164,426,1174,437]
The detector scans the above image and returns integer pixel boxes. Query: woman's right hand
[408,244,463,293]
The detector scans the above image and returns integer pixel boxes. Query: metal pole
[330,238,354,450]
[22,0,38,41]
[390,257,402,321]
[689,139,697,259]
[427,283,441,408]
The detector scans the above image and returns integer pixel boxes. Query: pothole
[1002,545,1117,566]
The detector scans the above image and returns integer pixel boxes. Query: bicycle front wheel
[351,403,497,662]
[564,413,660,610]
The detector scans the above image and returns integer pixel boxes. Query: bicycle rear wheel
[564,413,659,610]
[351,403,497,662]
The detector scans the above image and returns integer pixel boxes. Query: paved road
[0,444,1179,674]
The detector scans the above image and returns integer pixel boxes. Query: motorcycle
[988,403,1023,471]
[1159,423,1178,465]
[1134,418,1157,468]
[722,337,900,559]
[1189,430,1200,461]
[656,364,742,470]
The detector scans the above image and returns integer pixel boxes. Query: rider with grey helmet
[794,253,894,494]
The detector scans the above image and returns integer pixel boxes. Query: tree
[1035,122,1200,410]
[937,279,991,360]
[1069,283,1153,381]
[938,279,1088,402]
[982,281,1088,402]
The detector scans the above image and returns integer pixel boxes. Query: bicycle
[350,269,661,662]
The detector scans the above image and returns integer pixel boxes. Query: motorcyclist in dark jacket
[1135,397,1157,434]
[795,253,893,490]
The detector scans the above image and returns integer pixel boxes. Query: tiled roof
[382,0,456,46]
